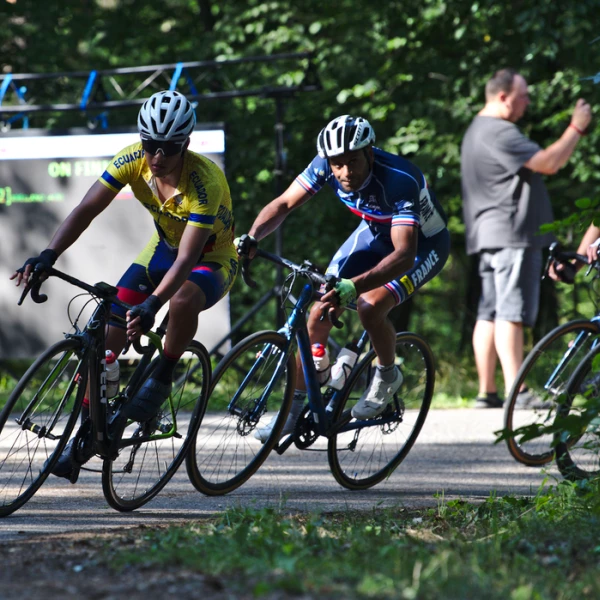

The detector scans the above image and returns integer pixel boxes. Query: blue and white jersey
[295,147,447,239]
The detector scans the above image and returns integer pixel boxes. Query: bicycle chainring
[294,405,319,449]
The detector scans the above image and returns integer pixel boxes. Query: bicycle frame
[262,280,399,455]
[543,316,600,395]
[19,267,179,459]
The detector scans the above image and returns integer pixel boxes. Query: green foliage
[112,484,600,598]
[1,0,599,376]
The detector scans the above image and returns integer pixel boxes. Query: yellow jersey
[99,142,234,254]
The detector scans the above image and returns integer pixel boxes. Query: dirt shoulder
[0,527,243,600]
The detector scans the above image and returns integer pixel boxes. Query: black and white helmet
[137,90,196,142]
[316,115,375,158]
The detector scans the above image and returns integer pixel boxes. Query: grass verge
[110,480,600,599]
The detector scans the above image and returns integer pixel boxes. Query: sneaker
[123,378,172,422]
[253,409,300,443]
[474,392,503,409]
[351,367,403,420]
[514,389,553,410]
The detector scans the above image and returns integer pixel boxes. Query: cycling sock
[290,390,307,416]
[152,349,182,385]
[376,362,398,383]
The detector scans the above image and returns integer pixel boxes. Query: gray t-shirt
[461,115,555,255]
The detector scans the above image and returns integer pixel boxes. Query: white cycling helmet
[137,90,196,142]
[316,115,376,158]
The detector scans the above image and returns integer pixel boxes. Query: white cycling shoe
[351,367,403,420]
[254,408,301,443]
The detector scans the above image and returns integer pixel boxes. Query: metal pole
[273,95,287,327]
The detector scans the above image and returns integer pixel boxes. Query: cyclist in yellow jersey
[11,90,237,479]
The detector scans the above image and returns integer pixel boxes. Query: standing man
[461,68,592,408]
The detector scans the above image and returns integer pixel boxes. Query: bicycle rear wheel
[504,320,600,466]
[555,345,600,481]
[186,330,295,496]
[0,339,86,517]
[102,341,210,511]
[327,332,434,490]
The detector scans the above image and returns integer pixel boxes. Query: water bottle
[311,343,331,386]
[105,350,120,398]
[328,342,359,390]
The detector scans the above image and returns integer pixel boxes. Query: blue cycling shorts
[110,233,238,327]
[326,222,450,305]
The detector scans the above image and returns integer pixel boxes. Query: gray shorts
[477,247,542,327]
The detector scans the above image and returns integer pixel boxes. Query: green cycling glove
[334,278,357,307]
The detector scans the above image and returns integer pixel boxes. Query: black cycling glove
[553,260,577,285]
[17,249,58,275]
[234,234,258,258]
[128,295,163,333]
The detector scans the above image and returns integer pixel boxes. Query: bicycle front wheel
[0,339,86,517]
[102,341,210,511]
[555,345,600,481]
[504,320,600,466]
[186,330,295,496]
[327,332,434,490]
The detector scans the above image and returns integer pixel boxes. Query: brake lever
[17,267,48,305]
[318,305,344,329]
[241,257,257,289]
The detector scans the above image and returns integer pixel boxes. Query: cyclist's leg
[353,228,450,418]
[124,245,237,422]
[265,222,382,437]
[49,258,146,479]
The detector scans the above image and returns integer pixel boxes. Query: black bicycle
[186,248,434,495]
[504,243,600,466]
[0,267,210,516]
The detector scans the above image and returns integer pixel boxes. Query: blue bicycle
[186,248,434,494]
[504,243,600,466]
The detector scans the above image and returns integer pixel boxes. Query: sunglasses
[141,137,185,157]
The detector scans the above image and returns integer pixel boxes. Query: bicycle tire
[0,339,86,517]
[504,320,600,466]
[327,332,434,490]
[102,340,210,511]
[555,345,600,481]
[186,330,296,496]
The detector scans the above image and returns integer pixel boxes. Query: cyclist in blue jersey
[236,115,450,440]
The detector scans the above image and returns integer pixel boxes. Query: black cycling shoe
[47,438,76,479]
[123,378,172,423]
[47,421,95,482]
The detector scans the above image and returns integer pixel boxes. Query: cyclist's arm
[351,225,418,296]
[11,181,116,285]
[150,225,212,304]
[578,223,600,265]
[47,181,116,256]
[248,181,312,241]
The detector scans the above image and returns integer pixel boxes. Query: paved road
[0,409,558,541]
